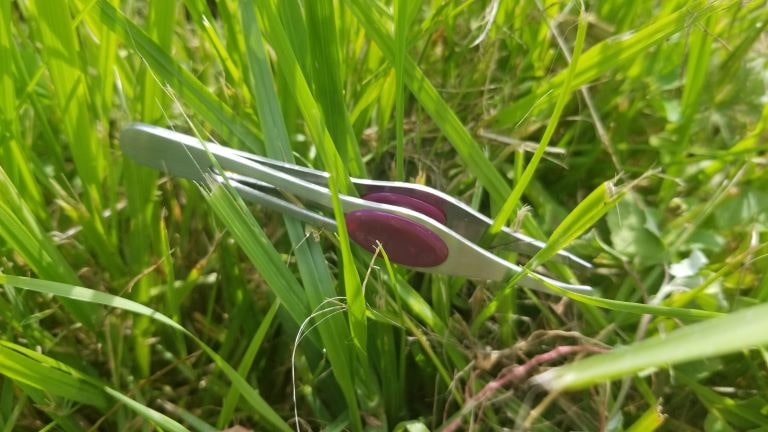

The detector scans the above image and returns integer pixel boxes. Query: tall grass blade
[491,0,737,126]
[488,6,588,236]
[0,273,293,432]
[0,2,42,210]
[92,0,264,152]
[0,342,109,410]
[0,167,96,327]
[255,0,367,366]
[345,0,512,205]
[533,301,768,391]
[30,0,105,210]
[238,1,363,427]
[305,0,366,177]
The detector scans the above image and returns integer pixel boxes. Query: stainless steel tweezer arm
[120,123,593,295]
[229,141,592,270]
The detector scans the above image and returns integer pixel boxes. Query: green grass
[1,0,767,430]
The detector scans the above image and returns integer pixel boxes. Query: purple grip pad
[361,192,446,224]
[345,193,449,267]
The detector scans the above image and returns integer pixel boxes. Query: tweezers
[120,123,594,296]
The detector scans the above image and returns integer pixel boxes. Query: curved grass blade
[0,342,109,410]
[0,342,189,432]
[488,6,588,237]
[491,0,738,126]
[528,271,722,320]
[238,1,363,427]
[91,0,264,152]
[532,300,768,391]
[255,0,367,364]
[344,0,512,204]
[0,273,293,432]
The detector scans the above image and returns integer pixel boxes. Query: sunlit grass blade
[532,300,768,391]
[0,273,293,432]
[92,0,264,152]
[305,0,366,177]
[393,0,409,180]
[204,184,309,324]
[0,2,42,211]
[255,0,367,366]
[473,178,627,332]
[0,342,109,410]
[528,271,722,320]
[138,1,177,123]
[29,0,105,210]
[344,0,512,204]
[488,6,588,237]
[491,0,737,126]
[530,180,624,268]
[238,1,363,427]
[626,404,666,432]
[0,167,97,328]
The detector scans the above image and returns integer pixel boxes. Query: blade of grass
[659,14,717,203]
[0,1,43,211]
[0,273,293,432]
[204,184,309,324]
[1,340,190,432]
[125,0,180,380]
[625,403,666,432]
[529,179,623,268]
[255,0,367,366]
[237,1,363,428]
[532,300,768,391]
[0,381,24,432]
[472,179,628,333]
[393,0,411,181]
[91,0,264,152]
[528,271,722,320]
[344,0,512,205]
[0,166,97,328]
[100,388,189,432]
[0,342,109,410]
[487,4,588,237]
[25,0,128,275]
[29,0,105,211]
[217,299,279,428]
[305,0,366,177]
[491,0,737,127]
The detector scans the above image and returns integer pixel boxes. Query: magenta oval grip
[346,210,449,267]
[362,192,446,224]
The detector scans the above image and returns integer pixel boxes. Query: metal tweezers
[120,124,594,296]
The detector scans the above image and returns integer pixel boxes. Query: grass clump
[1,0,767,431]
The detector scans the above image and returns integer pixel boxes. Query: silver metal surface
[234,141,591,269]
[120,123,594,295]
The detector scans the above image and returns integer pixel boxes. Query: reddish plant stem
[443,345,609,432]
